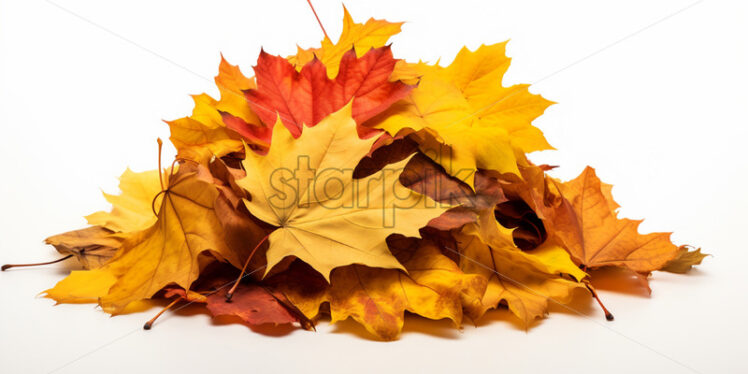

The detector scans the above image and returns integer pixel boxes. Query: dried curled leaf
[44,226,125,269]
[399,153,506,230]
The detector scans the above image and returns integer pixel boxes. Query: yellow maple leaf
[85,168,162,233]
[43,268,116,304]
[369,43,553,185]
[46,166,243,313]
[289,6,403,78]
[237,104,448,281]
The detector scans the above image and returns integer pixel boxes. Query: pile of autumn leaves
[40,10,706,340]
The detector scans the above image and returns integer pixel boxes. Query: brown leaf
[207,158,274,278]
[352,136,418,179]
[494,199,548,251]
[208,158,249,208]
[44,226,125,269]
[400,153,506,230]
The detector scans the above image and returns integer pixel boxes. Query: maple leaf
[44,226,125,269]
[168,56,269,161]
[271,237,486,340]
[455,225,582,324]
[661,246,709,274]
[45,165,246,313]
[213,55,259,123]
[43,268,117,304]
[551,167,681,274]
[236,104,448,280]
[290,6,403,78]
[166,94,244,164]
[85,168,162,233]
[241,46,412,139]
[368,43,553,185]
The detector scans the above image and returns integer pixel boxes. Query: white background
[1,0,746,372]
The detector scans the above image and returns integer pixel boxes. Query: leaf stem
[1,254,74,271]
[168,158,180,181]
[585,282,615,321]
[151,190,167,217]
[157,138,165,191]
[225,234,270,302]
[305,0,329,40]
[143,297,181,330]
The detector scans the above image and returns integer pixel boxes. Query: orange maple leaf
[551,167,680,274]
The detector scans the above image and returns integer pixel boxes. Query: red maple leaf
[225,45,413,142]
